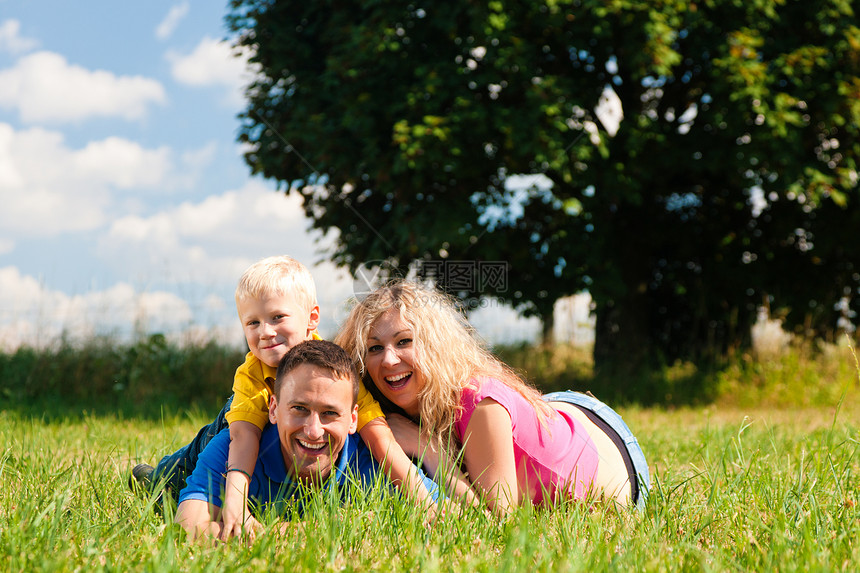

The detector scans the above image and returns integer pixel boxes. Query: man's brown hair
[275,339,359,403]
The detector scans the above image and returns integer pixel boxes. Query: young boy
[131,256,436,537]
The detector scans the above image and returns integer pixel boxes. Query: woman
[334,281,649,514]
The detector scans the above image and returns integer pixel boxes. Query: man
[174,339,439,542]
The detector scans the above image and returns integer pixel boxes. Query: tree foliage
[227,0,860,378]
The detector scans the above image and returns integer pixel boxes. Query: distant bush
[496,338,860,408]
[715,339,860,408]
[494,342,594,394]
[0,334,245,418]
[1,335,857,417]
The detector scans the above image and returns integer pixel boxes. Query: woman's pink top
[454,378,598,504]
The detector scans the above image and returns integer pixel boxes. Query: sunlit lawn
[2,396,858,572]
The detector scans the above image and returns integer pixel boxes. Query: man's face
[237,293,320,368]
[268,363,358,485]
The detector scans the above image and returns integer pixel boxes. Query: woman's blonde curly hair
[334,280,552,441]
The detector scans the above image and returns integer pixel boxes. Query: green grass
[1,399,858,571]
[1,337,859,571]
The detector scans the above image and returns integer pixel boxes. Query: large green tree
[227,0,860,376]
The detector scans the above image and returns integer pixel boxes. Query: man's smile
[297,438,326,451]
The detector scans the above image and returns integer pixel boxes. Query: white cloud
[96,180,355,334]
[75,137,172,189]
[0,19,38,55]
[181,142,218,173]
[0,123,182,238]
[89,179,564,342]
[155,1,190,40]
[1,173,552,350]
[0,51,166,123]
[0,266,199,350]
[167,37,254,106]
[168,37,243,87]
[100,180,307,268]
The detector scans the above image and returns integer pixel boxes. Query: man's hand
[175,499,224,543]
[175,489,262,544]
[219,506,262,543]
[219,471,263,542]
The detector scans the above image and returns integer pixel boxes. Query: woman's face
[365,308,423,417]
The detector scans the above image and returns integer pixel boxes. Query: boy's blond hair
[235,255,317,312]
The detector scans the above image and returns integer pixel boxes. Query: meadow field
[1,338,858,572]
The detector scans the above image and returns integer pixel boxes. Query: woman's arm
[385,414,484,509]
[460,398,520,515]
[359,417,437,511]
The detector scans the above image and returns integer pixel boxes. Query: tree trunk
[592,289,652,392]
[540,310,555,346]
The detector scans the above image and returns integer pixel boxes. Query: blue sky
[0,1,594,350]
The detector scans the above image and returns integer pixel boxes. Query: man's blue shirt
[178,423,438,514]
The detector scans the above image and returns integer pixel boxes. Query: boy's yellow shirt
[224,332,384,431]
